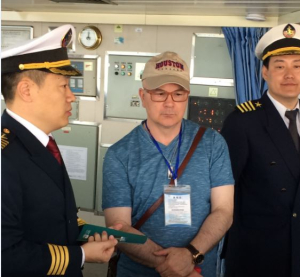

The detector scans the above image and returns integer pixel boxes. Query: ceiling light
[245,13,266,21]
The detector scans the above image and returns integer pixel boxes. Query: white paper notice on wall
[135,63,146,81]
[58,145,88,181]
[84,62,93,71]
[114,25,123,33]
[208,87,218,97]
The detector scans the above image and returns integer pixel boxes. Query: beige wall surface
[2,21,234,144]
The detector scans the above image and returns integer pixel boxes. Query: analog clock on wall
[78,26,102,50]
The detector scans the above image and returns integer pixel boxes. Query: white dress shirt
[267,92,300,136]
[6,108,51,145]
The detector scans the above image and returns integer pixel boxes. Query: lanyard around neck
[144,120,182,186]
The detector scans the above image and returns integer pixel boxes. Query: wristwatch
[185,244,204,265]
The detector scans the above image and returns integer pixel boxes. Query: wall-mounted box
[104,51,158,121]
[94,144,111,214]
[53,121,100,211]
[69,54,100,97]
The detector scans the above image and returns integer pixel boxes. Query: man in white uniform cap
[1,24,118,277]
[221,23,300,277]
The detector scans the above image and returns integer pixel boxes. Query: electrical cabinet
[53,122,100,211]
[104,51,158,120]
[69,54,100,97]
[94,144,110,213]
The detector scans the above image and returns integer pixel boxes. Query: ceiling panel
[1,0,300,17]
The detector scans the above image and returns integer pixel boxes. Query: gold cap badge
[283,24,295,38]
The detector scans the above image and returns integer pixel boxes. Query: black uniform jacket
[221,93,300,277]
[1,110,83,277]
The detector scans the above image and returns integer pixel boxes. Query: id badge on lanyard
[164,184,191,227]
[144,121,191,226]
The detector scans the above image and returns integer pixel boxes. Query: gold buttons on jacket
[292,213,297,218]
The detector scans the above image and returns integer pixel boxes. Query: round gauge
[78,26,102,50]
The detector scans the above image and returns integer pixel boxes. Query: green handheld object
[77,224,147,244]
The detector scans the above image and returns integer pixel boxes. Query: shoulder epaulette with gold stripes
[1,128,15,150]
[47,244,69,275]
[77,218,87,227]
[236,100,262,113]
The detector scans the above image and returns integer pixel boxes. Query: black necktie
[285,109,299,151]
[47,137,62,165]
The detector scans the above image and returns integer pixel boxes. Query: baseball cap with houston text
[142,51,190,91]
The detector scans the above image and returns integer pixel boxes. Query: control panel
[69,55,100,97]
[105,52,158,120]
[114,61,134,77]
[188,96,236,132]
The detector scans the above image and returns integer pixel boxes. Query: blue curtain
[222,27,269,104]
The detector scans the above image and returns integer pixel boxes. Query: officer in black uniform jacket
[222,23,300,277]
[1,24,118,277]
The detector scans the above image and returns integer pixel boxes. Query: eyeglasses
[144,89,190,102]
